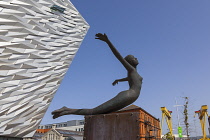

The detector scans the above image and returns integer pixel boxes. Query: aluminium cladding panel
[0,0,89,138]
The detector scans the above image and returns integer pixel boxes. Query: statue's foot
[52,106,69,119]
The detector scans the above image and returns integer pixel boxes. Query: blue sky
[41,0,210,136]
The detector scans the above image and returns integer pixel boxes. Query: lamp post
[174,97,184,140]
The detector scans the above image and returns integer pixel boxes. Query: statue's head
[124,55,139,67]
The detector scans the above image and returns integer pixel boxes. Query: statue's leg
[52,107,94,118]
[52,90,137,117]
[91,90,136,114]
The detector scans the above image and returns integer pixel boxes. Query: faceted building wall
[0,0,89,138]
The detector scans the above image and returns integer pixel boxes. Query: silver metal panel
[0,0,89,137]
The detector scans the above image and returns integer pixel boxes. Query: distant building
[118,105,161,139]
[41,125,83,140]
[24,125,83,140]
[37,120,84,133]
[24,120,85,140]
[27,132,44,140]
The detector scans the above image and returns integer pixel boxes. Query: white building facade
[38,120,84,132]
[0,0,89,138]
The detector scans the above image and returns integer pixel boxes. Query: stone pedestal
[83,105,161,140]
[84,112,140,140]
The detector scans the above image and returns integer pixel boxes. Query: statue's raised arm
[95,33,134,71]
[52,33,143,119]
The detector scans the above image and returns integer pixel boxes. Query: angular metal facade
[0,0,89,138]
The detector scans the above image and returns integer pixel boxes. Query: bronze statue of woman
[52,33,143,119]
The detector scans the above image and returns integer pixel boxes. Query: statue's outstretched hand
[95,33,109,42]
[112,80,118,86]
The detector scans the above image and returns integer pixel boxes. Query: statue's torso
[128,70,143,92]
